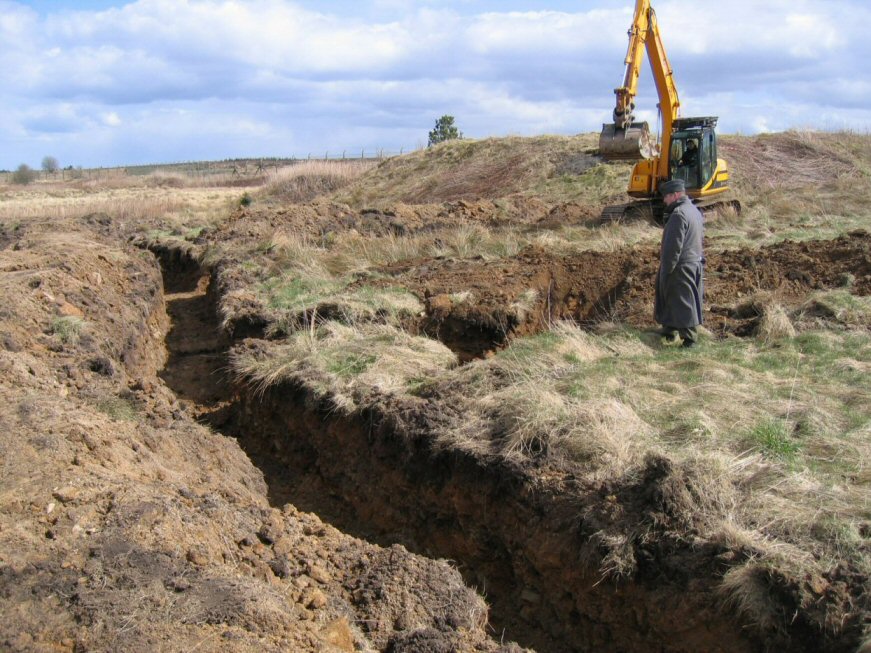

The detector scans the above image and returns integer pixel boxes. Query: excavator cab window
[700,129,717,187]
[669,133,702,189]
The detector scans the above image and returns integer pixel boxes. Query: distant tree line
[4,123,469,185]
[6,155,61,185]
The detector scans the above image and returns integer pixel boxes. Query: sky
[1,0,870,169]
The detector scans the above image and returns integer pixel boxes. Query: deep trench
[153,248,764,653]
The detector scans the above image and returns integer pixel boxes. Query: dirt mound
[332,135,602,208]
[362,231,869,358]
[209,196,574,253]
[721,131,860,191]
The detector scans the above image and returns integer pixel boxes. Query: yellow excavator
[599,0,739,221]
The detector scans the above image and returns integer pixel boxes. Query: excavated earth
[0,215,523,653]
[381,231,871,359]
[1,202,869,653]
[212,200,871,359]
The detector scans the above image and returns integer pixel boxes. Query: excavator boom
[599,0,679,167]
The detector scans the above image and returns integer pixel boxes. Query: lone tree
[428,115,463,147]
[41,156,59,175]
[11,164,37,185]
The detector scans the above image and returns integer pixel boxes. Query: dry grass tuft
[756,303,796,342]
[486,386,652,472]
[233,321,456,409]
[260,160,377,203]
[719,562,785,633]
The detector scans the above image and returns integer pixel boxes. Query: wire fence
[0,147,415,184]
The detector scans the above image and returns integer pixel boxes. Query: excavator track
[600,197,740,226]
[599,200,663,224]
[599,204,633,222]
[696,197,742,216]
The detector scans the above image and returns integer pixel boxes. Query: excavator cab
[668,117,719,194]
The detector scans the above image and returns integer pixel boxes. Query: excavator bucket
[598,121,655,161]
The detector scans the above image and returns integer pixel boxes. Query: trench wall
[231,384,762,653]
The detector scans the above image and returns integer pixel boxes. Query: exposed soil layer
[375,231,871,358]
[209,197,565,248]
[230,384,760,653]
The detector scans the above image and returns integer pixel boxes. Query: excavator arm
[600,0,680,180]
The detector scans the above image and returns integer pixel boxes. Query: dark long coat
[654,196,705,328]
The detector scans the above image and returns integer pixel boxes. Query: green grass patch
[496,330,561,364]
[743,418,801,461]
[260,274,343,312]
[95,396,138,421]
[326,352,377,378]
[50,316,85,344]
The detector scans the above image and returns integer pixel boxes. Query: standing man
[654,178,705,348]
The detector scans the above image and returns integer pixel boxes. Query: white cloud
[0,0,869,168]
[44,0,415,74]
[465,9,624,54]
[657,1,847,58]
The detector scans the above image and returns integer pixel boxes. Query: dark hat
[660,179,685,195]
